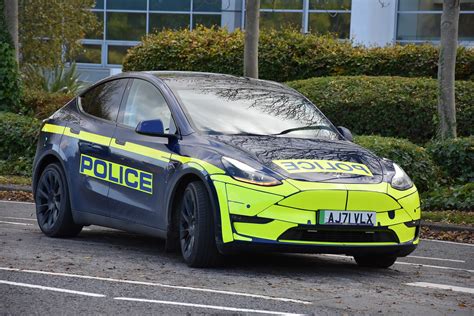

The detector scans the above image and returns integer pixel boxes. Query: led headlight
[390,163,413,190]
[222,157,281,186]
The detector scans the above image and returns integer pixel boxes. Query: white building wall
[350,0,398,47]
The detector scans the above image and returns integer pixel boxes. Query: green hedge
[0,43,21,113]
[288,76,474,144]
[123,27,474,81]
[355,136,439,193]
[0,112,40,176]
[422,183,474,212]
[21,89,74,119]
[426,137,474,184]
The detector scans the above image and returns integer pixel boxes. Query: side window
[120,79,176,133]
[80,79,127,121]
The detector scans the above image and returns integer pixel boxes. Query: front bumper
[211,175,421,257]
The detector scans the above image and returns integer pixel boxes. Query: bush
[287,76,474,144]
[21,89,74,119]
[426,137,474,184]
[0,43,21,112]
[355,136,439,193]
[123,27,474,81]
[422,184,474,212]
[0,112,41,176]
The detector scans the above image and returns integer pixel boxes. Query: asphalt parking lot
[0,200,473,315]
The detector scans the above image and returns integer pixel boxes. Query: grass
[423,211,474,226]
[0,175,32,186]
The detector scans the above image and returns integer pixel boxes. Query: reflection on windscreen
[166,78,340,140]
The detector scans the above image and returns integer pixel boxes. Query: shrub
[0,43,21,112]
[426,137,474,184]
[287,76,474,144]
[0,112,41,176]
[21,89,74,119]
[355,136,439,193]
[422,184,474,212]
[123,27,474,81]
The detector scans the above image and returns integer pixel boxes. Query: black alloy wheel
[35,163,82,237]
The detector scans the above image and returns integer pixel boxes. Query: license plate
[319,210,376,226]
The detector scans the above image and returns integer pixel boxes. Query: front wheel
[354,255,397,268]
[179,181,221,268]
[35,163,83,237]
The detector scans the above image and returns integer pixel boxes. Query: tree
[3,0,18,61]
[19,0,100,67]
[437,0,460,139]
[244,0,260,78]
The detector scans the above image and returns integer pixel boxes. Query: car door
[107,78,177,229]
[63,79,128,217]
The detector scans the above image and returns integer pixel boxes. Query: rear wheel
[354,255,397,268]
[179,181,221,267]
[35,163,82,237]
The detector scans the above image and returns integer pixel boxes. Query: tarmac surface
[0,200,473,315]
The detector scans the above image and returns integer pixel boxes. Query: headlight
[390,163,413,190]
[222,157,281,186]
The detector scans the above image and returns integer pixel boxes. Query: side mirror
[337,126,353,142]
[136,119,176,139]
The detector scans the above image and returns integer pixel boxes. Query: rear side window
[80,79,127,121]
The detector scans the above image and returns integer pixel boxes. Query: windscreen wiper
[273,125,334,135]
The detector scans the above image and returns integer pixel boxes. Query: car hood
[208,135,384,184]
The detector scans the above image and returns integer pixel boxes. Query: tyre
[354,255,397,268]
[179,181,221,267]
[35,163,83,237]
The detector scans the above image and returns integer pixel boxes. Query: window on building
[150,0,191,11]
[149,13,190,32]
[308,0,351,38]
[397,0,474,42]
[260,0,303,31]
[106,12,146,41]
[75,44,102,64]
[107,0,147,11]
[107,45,133,65]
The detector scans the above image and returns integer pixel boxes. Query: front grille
[279,227,399,243]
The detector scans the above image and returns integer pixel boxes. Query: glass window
[261,0,303,10]
[164,76,340,140]
[193,14,221,28]
[80,79,127,121]
[93,0,104,9]
[85,12,104,40]
[399,0,474,11]
[107,0,147,10]
[120,79,175,133]
[75,44,102,64]
[149,13,190,31]
[309,0,351,10]
[150,0,191,11]
[309,12,351,38]
[106,12,146,41]
[193,0,221,12]
[107,45,133,65]
[260,12,302,30]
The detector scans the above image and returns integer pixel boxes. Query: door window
[80,79,127,121]
[120,79,176,133]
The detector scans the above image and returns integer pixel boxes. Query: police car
[33,72,420,268]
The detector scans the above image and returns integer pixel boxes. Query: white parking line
[0,267,311,305]
[0,279,106,297]
[0,216,36,221]
[421,239,474,247]
[114,297,303,315]
[320,254,473,273]
[0,220,33,226]
[407,255,465,263]
[0,200,34,205]
[406,282,474,294]
[396,261,474,273]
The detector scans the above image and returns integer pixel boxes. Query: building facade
[76,0,474,82]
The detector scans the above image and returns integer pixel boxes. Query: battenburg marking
[273,159,373,176]
[80,154,153,194]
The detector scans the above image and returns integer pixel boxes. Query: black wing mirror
[337,126,353,142]
[135,119,177,139]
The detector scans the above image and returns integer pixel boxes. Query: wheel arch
[165,167,222,251]
[33,150,68,196]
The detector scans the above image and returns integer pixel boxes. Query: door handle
[115,139,126,146]
[79,141,110,156]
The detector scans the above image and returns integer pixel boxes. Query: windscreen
[164,76,341,140]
